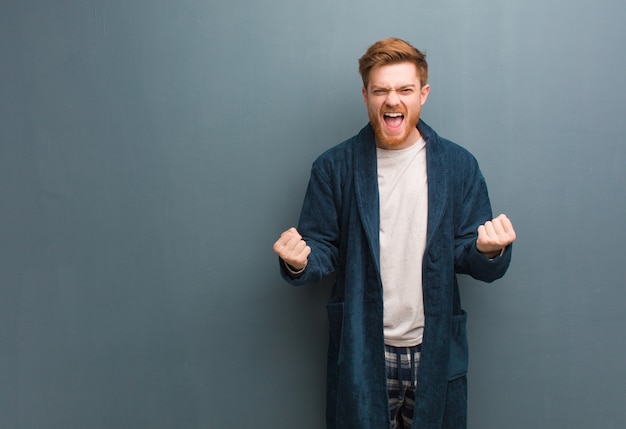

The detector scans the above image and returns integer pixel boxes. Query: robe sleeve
[453,154,512,282]
[279,157,341,285]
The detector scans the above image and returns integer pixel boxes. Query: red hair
[358,38,428,88]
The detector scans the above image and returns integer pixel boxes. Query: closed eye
[370,87,414,96]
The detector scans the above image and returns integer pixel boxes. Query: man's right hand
[273,227,311,271]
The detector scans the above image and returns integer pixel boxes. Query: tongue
[384,116,403,128]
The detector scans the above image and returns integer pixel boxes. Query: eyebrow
[370,84,417,91]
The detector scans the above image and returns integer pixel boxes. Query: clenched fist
[476,214,517,258]
[273,227,311,271]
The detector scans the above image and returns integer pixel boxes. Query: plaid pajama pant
[385,343,422,429]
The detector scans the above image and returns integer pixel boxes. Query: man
[273,38,516,429]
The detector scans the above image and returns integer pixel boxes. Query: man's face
[362,62,430,150]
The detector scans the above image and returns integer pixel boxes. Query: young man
[273,38,516,429]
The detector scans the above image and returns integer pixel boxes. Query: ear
[420,84,431,106]
[362,86,368,105]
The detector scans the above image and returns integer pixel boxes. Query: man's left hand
[476,214,516,258]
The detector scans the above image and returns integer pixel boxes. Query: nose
[385,90,401,107]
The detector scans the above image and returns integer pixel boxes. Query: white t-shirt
[377,138,428,347]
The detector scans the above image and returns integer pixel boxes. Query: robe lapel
[353,125,381,272]
[352,121,449,270]
[420,121,449,250]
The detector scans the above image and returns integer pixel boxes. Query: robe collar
[352,120,449,269]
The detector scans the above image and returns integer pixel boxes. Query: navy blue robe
[281,120,512,429]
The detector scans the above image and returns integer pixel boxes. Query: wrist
[483,247,505,259]
[284,261,306,275]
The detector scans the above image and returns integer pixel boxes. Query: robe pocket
[326,302,344,365]
[448,310,469,381]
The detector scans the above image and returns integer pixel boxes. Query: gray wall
[1,0,625,428]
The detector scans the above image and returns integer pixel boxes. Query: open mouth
[383,112,404,129]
